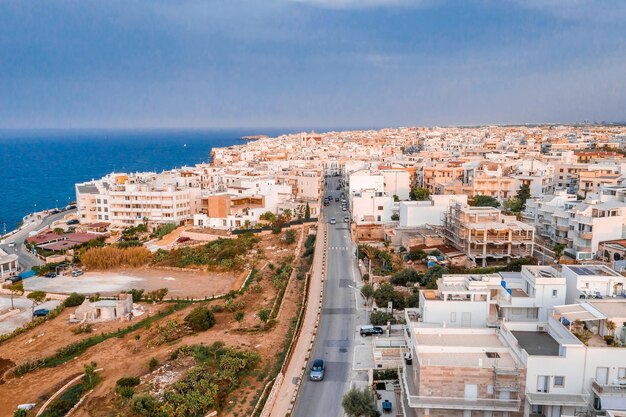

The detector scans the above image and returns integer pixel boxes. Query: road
[292,176,367,417]
[0,209,76,271]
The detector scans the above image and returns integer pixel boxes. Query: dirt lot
[23,267,237,298]
[0,226,310,417]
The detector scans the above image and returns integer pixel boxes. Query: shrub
[370,311,396,325]
[390,269,421,286]
[116,385,134,399]
[63,292,85,307]
[284,229,297,245]
[153,223,177,239]
[130,394,159,417]
[149,357,159,371]
[408,249,427,262]
[14,410,27,417]
[126,289,144,303]
[373,282,406,310]
[72,323,94,335]
[116,377,140,388]
[184,306,216,332]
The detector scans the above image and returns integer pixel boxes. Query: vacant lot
[0,226,311,417]
[23,268,237,298]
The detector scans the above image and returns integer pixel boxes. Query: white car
[330,218,336,224]
[8,241,16,248]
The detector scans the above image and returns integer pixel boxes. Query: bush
[408,249,427,262]
[184,306,216,332]
[149,357,159,371]
[116,377,140,388]
[64,292,85,307]
[14,410,27,417]
[116,385,134,399]
[130,394,159,417]
[373,282,406,310]
[72,323,94,335]
[373,368,399,381]
[370,311,396,325]
[153,223,177,239]
[126,288,144,303]
[390,269,421,286]
[283,229,297,245]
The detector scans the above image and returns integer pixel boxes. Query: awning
[554,303,606,322]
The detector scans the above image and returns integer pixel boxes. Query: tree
[258,308,270,328]
[10,281,24,310]
[393,195,400,202]
[607,320,616,337]
[553,244,565,261]
[27,290,47,319]
[235,311,245,328]
[53,227,65,235]
[370,311,395,325]
[407,291,420,308]
[154,288,168,302]
[259,211,276,223]
[342,386,380,417]
[360,283,374,306]
[423,265,448,287]
[516,184,531,210]
[304,202,311,220]
[373,282,406,310]
[282,209,293,223]
[408,249,427,262]
[377,251,393,272]
[469,195,500,208]
[390,268,421,286]
[13,410,27,417]
[360,245,378,277]
[410,187,430,201]
[83,361,100,389]
[503,197,523,213]
[184,306,216,331]
[64,292,86,307]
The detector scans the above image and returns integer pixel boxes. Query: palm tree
[360,245,378,278]
[282,209,293,223]
[607,320,616,337]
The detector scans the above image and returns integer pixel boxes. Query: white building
[399,195,468,227]
[562,264,626,304]
[351,190,394,225]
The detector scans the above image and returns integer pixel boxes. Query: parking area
[0,295,62,335]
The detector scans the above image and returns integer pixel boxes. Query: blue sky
[0,0,625,129]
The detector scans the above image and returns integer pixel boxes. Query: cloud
[289,0,433,10]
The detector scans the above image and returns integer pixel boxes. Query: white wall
[420,298,490,328]
[381,170,410,200]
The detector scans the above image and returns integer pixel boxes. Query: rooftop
[565,265,621,277]
[511,331,560,356]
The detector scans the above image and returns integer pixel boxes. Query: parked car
[382,399,393,413]
[71,270,84,277]
[66,219,79,225]
[335,197,339,202]
[309,359,325,381]
[50,209,60,215]
[342,206,347,211]
[344,216,349,223]
[44,272,57,278]
[330,218,336,224]
[177,236,191,243]
[360,325,384,336]
[33,309,50,317]
[8,241,16,247]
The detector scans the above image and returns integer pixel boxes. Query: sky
[0,0,625,129]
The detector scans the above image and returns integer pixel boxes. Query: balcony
[579,232,593,240]
[525,392,589,407]
[400,366,521,412]
[592,379,626,396]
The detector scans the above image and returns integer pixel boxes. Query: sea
[0,128,292,233]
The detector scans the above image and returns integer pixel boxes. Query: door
[461,312,471,327]
[537,375,549,393]
[551,405,561,417]
[596,367,609,384]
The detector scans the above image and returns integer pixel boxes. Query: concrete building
[562,264,625,304]
[74,294,134,322]
[441,203,535,267]
[0,249,19,280]
[399,195,468,227]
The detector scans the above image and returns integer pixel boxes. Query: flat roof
[415,332,504,348]
[588,301,626,319]
[419,352,516,368]
[566,265,620,277]
[511,331,560,356]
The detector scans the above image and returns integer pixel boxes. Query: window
[377,206,383,210]
[554,376,565,387]
[450,312,457,323]
[552,289,558,297]
[618,368,626,380]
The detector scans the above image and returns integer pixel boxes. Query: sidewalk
[263,222,327,417]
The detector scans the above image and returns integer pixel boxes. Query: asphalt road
[292,177,360,417]
[0,209,76,271]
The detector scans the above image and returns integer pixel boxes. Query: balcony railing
[405,395,521,411]
[592,379,626,395]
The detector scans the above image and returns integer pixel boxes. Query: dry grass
[81,246,153,270]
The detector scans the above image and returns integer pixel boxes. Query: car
[330,218,336,224]
[344,216,349,223]
[50,209,60,215]
[335,197,339,202]
[66,219,79,225]
[33,309,50,317]
[342,206,347,211]
[309,359,325,381]
[8,241,16,247]
[44,272,57,278]
[71,270,84,277]
[177,236,191,243]
[360,325,384,336]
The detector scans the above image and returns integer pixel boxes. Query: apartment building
[0,249,19,280]
[401,325,526,417]
[566,201,626,260]
[513,159,555,197]
[577,171,623,199]
[441,203,535,267]
[522,191,579,248]
[351,189,394,225]
[76,173,201,227]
